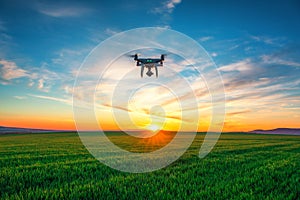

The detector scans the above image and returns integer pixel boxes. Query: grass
[0,132,299,199]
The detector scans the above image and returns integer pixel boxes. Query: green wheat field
[0,132,299,199]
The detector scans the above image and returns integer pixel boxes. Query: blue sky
[0,0,299,131]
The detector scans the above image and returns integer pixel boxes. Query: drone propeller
[126,53,140,61]
[161,54,167,61]
[127,53,140,57]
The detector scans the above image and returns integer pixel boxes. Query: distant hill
[1,126,300,136]
[250,128,300,135]
[0,126,69,134]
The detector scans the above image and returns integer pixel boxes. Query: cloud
[14,96,27,100]
[261,55,300,67]
[87,27,122,44]
[221,61,297,96]
[152,0,182,27]
[0,58,70,93]
[216,55,299,130]
[29,94,72,105]
[227,110,251,116]
[51,47,89,71]
[38,79,44,90]
[199,36,213,42]
[105,28,120,36]
[165,0,182,11]
[36,3,91,18]
[249,35,286,46]
[211,52,218,57]
[218,59,253,72]
[0,59,30,81]
[33,66,64,92]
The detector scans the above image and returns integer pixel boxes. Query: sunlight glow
[147,124,161,132]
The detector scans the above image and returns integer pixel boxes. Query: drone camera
[146,70,154,77]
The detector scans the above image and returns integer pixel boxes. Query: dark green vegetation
[1,132,299,199]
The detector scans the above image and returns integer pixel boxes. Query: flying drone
[129,54,166,77]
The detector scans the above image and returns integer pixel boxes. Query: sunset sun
[147,124,161,132]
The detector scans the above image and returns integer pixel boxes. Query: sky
[0,0,300,132]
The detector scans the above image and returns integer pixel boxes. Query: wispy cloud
[87,27,122,44]
[36,2,91,18]
[105,28,121,36]
[52,47,89,70]
[35,66,66,92]
[165,0,182,12]
[14,96,27,100]
[0,59,30,81]
[249,34,286,46]
[211,50,300,130]
[29,94,72,105]
[227,110,251,116]
[154,0,182,14]
[218,59,254,73]
[0,58,69,93]
[37,79,44,90]
[152,0,182,27]
[199,36,214,42]
[261,55,300,67]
